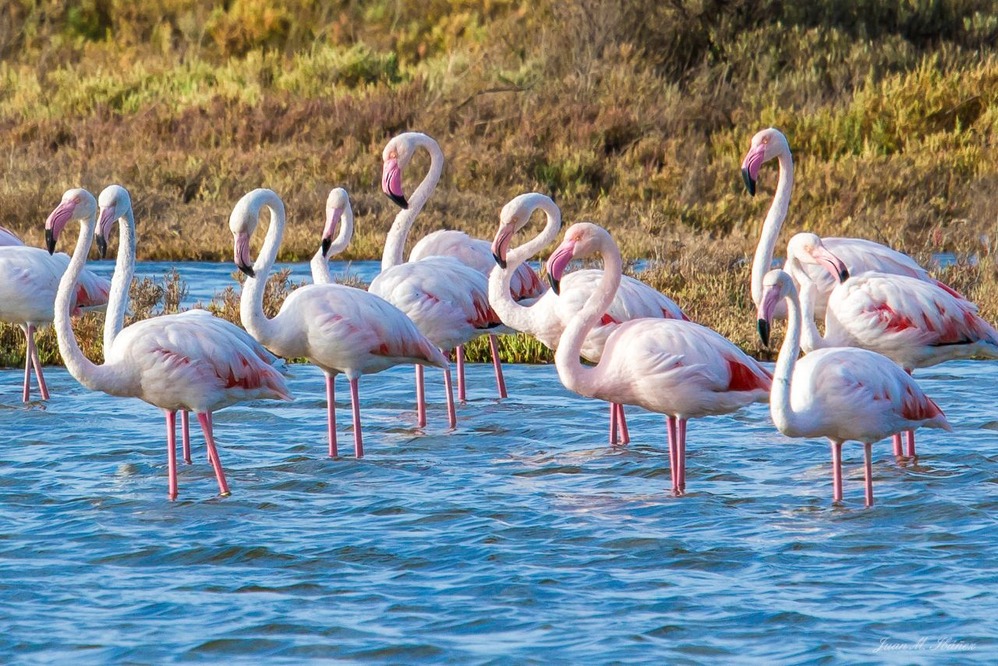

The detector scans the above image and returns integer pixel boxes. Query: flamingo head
[44,188,96,255]
[741,127,790,196]
[492,193,559,268]
[786,233,849,283]
[757,269,796,347]
[545,222,607,295]
[229,188,283,278]
[321,187,351,258]
[96,184,132,259]
[381,132,429,210]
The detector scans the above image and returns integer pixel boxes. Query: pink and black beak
[233,232,255,278]
[756,286,781,348]
[491,223,515,269]
[740,143,767,197]
[545,240,577,296]
[321,206,344,257]
[95,206,116,259]
[812,245,850,284]
[44,198,77,255]
[382,157,408,209]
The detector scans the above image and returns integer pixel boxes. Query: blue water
[1,347,996,662]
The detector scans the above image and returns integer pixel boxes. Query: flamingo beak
[740,143,766,196]
[757,318,771,347]
[382,158,408,209]
[491,223,515,269]
[44,198,77,255]
[321,206,343,258]
[545,240,576,297]
[742,168,756,196]
[96,206,116,259]
[96,234,108,259]
[233,232,255,278]
[812,246,850,283]
[45,229,56,254]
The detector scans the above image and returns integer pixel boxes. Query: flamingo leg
[609,402,619,446]
[677,418,687,493]
[830,440,843,504]
[197,412,230,497]
[456,345,466,403]
[904,430,916,458]
[21,329,31,403]
[181,411,192,464]
[26,325,49,401]
[666,415,679,495]
[488,334,508,399]
[617,404,630,445]
[326,372,338,458]
[349,376,363,458]
[164,410,178,501]
[863,441,874,507]
[891,433,902,458]
[443,364,457,429]
[415,365,427,427]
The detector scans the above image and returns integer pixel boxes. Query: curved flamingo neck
[555,234,622,395]
[751,150,794,308]
[785,258,826,352]
[770,279,805,435]
[54,215,113,392]
[381,136,444,271]
[104,207,136,351]
[240,192,286,346]
[488,196,562,334]
[310,206,354,285]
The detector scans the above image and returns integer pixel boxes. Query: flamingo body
[0,226,25,246]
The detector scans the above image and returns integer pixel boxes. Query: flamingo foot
[488,334,508,399]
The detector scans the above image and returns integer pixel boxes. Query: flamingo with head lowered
[310,188,355,285]
[741,127,962,319]
[785,231,998,458]
[546,222,771,495]
[757,269,951,507]
[489,192,688,445]
[379,131,539,402]
[47,187,291,500]
[231,188,453,457]
[0,208,110,402]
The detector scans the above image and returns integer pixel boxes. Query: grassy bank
[1,1,996,365]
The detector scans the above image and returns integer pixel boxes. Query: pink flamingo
[373,133,504,417]
[742,127,961,318]
[489,192,688,445]
[96,185,284,467]
[47,187,291,500]
[546,223,772,495]
[0,211,110,402]
[785,231,998,458]
[309,188,354,285]
[380,131,530,401]
[230,188,452,457]
[757,269,951,506]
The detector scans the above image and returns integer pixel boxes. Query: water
[1,353,996,663]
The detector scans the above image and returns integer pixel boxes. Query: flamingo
[0,210,110,402]
[489,192,688,445]
[742,127,961,318]
[309,188,354,285]
[46,188,291,500]
[372,132,504,417]
[785,231,998,457]
[230,188,452,457]
[757,269,951,506]
[546,223,772,495]
[96,185,284,467]
[379,131,530,401]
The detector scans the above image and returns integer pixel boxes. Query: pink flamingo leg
[617,404,630,445]
[863,441,874,507]
[609,402,619,446]
[349,376,363,458]
[21,332,31,402]
[415,365,427,427]
[443,365,457,428]
[164,410,178,501]
[326,372,338,458]
[892,433,902,457]
[677,418,687,493]
[488,334,508,399]
[830,440,843,504]
[197,412,230,497]
[904,430,916,458]
[456,345,466,402]
[26,326,49,401]
[666,415,679,495]
[181,411,192,464]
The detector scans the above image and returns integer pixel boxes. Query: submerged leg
[164,410,178,501]
[350,376,363,458]
[863,442,874,507]
[197,412,230,497]
[904,430,916,459]
[443,364,457,428]
[26,326,49,401]
[415,365,426,427]
[609,402,619,446]
[326,372,338,458]
[181,411,192,464]
[617,404,630,445]
[677,418,688,493]
[891,433,902,458]
[666,415,679,495]
[488,334,508,399]
[456,345,466,403]
[830,440,843,504]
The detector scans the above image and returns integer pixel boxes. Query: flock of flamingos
[2,128,996,507]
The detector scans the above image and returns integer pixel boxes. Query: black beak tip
[741,168,756,196]
[757,319,771,348]
[386,192,409,210]
[45,229,56,255]
[96,234,108,259]
[547,274,561,296]
[492,252,507,269]
[838,268,850,283]
[321,237,332,257]
[237,263,256,278]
